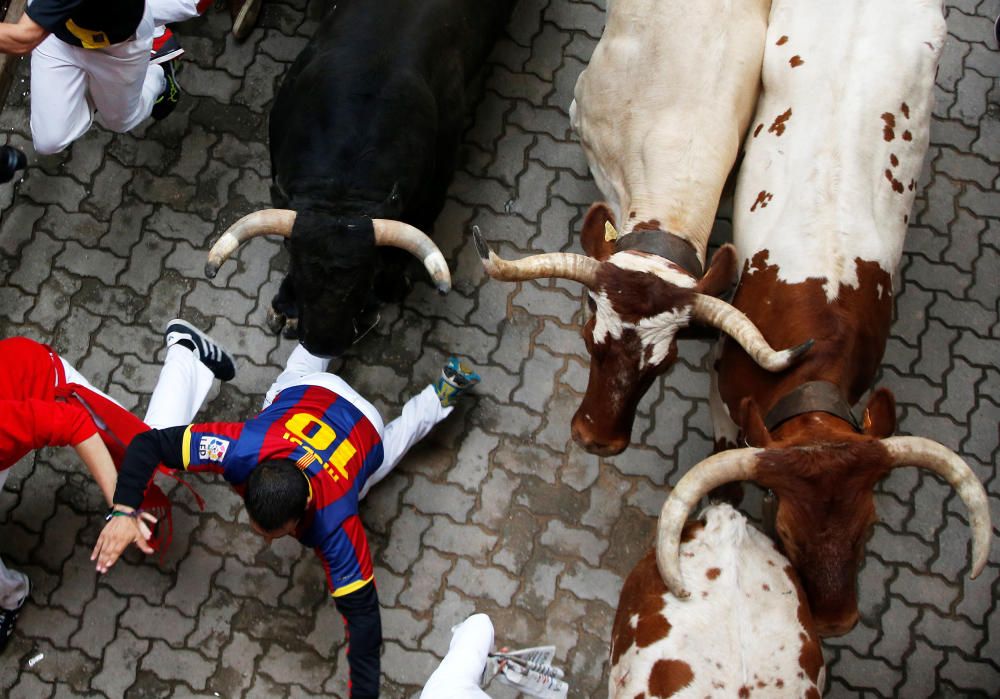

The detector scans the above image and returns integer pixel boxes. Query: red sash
[48,348,203,556]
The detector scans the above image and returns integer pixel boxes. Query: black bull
[208,0,516,356]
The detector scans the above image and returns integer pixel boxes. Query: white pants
[264,345,452,499]
[0,344,214,609]
[421,614,494,698]
[28,0,201,154]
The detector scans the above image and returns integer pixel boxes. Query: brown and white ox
[611,504,824,698]
[474,0,812,456]
[656,0,992,637]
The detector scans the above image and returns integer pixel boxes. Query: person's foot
[0,596,26,655]
[164,319,237,381]
[434,357,481,407]
[0,145,26,184]
[151,28,184,65]
[230,0,263,40]
[151,61,181,121]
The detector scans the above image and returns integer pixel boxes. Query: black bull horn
[205,209,452,294]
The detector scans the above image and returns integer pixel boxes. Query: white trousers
[421,614,494,698]
[28,0,201,154]
[0,344,214,609]
[264,345,453,499]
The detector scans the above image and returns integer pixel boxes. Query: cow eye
[587,296,597,312]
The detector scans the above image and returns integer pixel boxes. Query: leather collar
[615,229,704,278]
[764,380,861,433]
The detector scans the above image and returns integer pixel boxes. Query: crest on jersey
[198,436,230,462]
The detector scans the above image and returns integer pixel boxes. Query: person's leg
[146,320,236,428]
[59,358,119,406]
[263,344,331,409]
[29,37,94,155]
[144,345,215,428]
[358,384,452,499]
[0,469,29,613]
[87,8,163,133]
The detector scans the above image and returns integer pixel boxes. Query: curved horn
[691,294,814,371]
[372,219,451,294]
[473,226,600,288]
[205,209,296,278]
[656,447,762,597]
[882,436,992,579]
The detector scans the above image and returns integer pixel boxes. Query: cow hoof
[266,307,287,335]
[282,318,300,340]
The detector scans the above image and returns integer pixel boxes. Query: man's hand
[0,13,49,56]
[91,507,158,573]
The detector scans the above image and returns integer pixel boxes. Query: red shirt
[0,338,97,471]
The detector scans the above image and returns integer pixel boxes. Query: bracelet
[104,507,143,522]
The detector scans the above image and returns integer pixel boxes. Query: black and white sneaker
[164,319,237,381]
[0,597,25,655]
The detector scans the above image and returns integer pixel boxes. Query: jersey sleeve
[314,515,375,598]
[181,422,244,473]
[0,398,97,457]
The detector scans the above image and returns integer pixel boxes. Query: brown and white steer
[611,504,824,698]
[474,0,812,456]
[656,0,992,637]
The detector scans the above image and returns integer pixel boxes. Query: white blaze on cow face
[734,0,946,297]
[609,505,825,698]
[587,252,697,364]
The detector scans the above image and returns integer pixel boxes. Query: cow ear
[862,387,896,438]
[580,202,617,261]
[695,244,738,297]
[739,396,773,447]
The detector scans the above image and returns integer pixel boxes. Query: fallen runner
[93,346,481,699]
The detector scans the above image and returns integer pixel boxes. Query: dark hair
[244,459,309,531]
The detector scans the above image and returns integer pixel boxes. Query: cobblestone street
[0,0,998,696]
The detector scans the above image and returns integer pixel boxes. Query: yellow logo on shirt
[283,413,357,483]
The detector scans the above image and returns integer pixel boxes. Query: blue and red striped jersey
[180,383,384,596]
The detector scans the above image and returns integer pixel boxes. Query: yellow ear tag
[604,221,619,242]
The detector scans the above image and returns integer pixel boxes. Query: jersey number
[283,414,357,481]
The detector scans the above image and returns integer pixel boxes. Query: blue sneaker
[434,357,481,407]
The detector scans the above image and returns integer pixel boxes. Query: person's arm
[317,519,381,698]
[333,582,382,699]
[73,432,117,506]
[0,13,49,55]
[90,426,188,573]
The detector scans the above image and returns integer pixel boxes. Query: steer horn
[656,447,762,597]
[205,210,451,293]
[883,436,992,579]
[205,209,296,278]
[473,226,600,288]
[371,219,451,294]
[691,294,813,372]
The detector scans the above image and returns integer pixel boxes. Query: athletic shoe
[150,28,184,65]
[433,357,481,407]
[164,319,237,381]
[151,61,181,121]
[231,0,263,40]
[0,597,26,655]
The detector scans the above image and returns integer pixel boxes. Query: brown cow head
[655,388,992,637]
[475,203,813,456]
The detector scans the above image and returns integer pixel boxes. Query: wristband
[104,507,143,522]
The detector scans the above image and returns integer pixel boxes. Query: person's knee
[30,130,72,156]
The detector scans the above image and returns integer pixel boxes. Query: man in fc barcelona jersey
[92,345,481,698]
